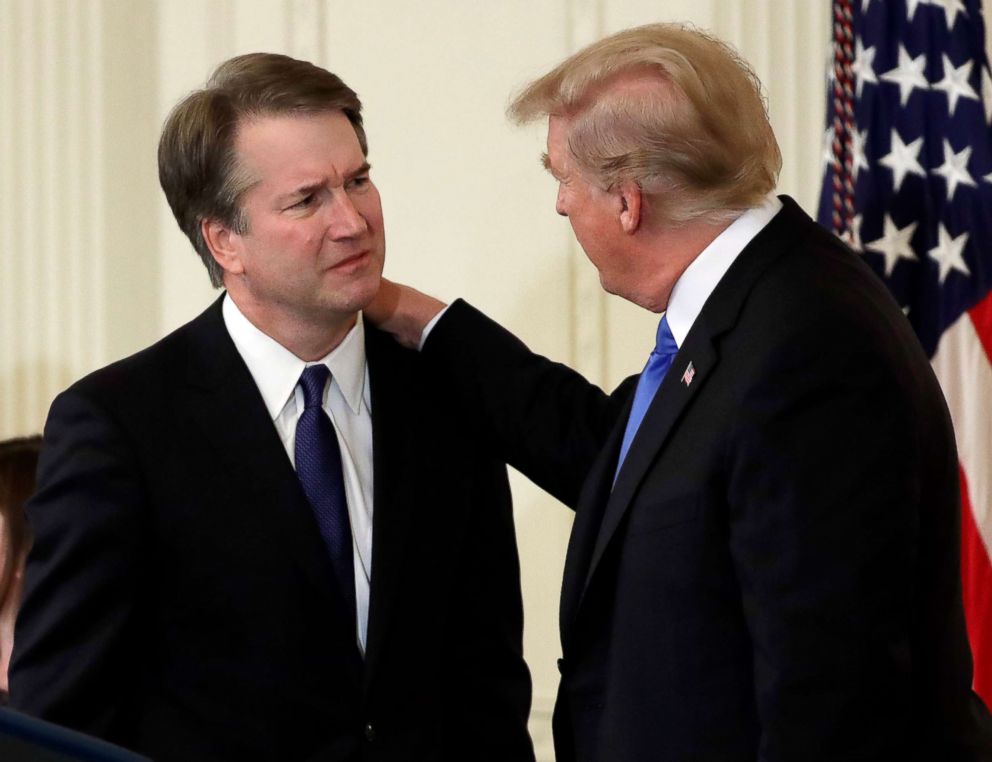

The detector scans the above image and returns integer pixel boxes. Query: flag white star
[879,129,926,192]
[985,171,992,185]
[826,48,837,89]
[851,128,870,181]
[983,65,992,125]
[862,0,873,12]
[929,0,967,29]
[932,54,980,116]
[928,224,970,284]
[931,140,977,202]
[880,45,929,106]
[822,125,836,169]
[852,39,878,98]
[864,215,919,276]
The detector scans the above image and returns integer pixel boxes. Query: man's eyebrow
[541,153,564,180]
[279,163,372,202]
[286,181,323,199]
[346,162,372,180]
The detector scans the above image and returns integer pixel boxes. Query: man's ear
[201,218,245,277]
[617,180,642,234]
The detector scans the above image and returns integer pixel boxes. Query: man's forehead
[232,110,367,197]
[544,116,573,173]
[234,110,359,163]
[235,109,351,142]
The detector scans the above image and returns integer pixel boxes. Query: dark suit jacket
[10,296,534,762]
[422,197,992,761]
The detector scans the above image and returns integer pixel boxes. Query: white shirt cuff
[418,305,451,351]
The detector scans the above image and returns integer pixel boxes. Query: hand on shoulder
[364,278,447,350]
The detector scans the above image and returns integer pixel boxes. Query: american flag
[818,0,992,705]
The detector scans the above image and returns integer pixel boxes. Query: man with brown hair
[10,53,534,762]
[368,23,992,762]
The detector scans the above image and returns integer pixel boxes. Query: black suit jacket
[422,197,992,761]
[10,296,534,762]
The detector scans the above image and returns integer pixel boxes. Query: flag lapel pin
[681,361,695,387]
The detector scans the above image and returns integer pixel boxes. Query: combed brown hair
[509,23,781,226]
[159,53,367,287]
[0,436,41,613]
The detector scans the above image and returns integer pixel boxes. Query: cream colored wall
[3,2,990,759]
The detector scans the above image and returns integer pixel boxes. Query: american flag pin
[681,361,695,387]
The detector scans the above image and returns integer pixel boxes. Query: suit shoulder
[749,218,907,342]
[364,321,507,466]
[60,301,220,413]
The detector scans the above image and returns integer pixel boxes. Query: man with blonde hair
[369,22,992,762]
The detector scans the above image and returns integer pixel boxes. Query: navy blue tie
[295,364,356,620]
[615,315,678,477]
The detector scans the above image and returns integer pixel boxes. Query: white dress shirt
[222,295,374,654]
[664,194,783,346]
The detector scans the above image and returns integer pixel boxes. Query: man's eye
[290,194,315,209]
[348,175,370,191]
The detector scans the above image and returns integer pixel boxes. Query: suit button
[364,722,376,742]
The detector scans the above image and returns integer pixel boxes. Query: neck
[635,216,736,313]
[226,290,357,361]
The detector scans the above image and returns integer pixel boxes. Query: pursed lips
[326,250,370,271]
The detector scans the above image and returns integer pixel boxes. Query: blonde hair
[509,23,781,225]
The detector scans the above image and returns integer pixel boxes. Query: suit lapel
[582,333,718,598]
[564,196,813,633]
[362,326,418,692]
[182,297,343,618]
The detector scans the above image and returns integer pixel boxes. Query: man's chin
[330,276,382,316]
[598,272,623,299]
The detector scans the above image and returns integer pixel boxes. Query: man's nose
[326,194,368,239]
[555,186,567,217]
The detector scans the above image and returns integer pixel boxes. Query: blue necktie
[295,364,356,619]
[615,315,678,477]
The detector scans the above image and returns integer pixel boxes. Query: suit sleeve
[445,454,536,762]
[9,388,147,740]
[424,300,627,508]
[725,322,933,759]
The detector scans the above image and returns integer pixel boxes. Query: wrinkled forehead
[231,110,364,194]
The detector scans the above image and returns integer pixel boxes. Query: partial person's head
[159,54,385,345]
[0,435,41,695]
[509,23,781,307]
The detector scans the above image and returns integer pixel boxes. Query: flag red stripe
[960,465,992,707]
[968,289,992,368]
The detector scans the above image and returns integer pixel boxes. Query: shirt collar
[665,194,783,346]
[222,294,367,419]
